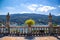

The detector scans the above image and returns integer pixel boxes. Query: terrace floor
[0,36,59,40]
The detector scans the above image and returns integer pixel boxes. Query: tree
[25,19,35,27]
[25,19,35,33]
[53,23,57,26]
[0,23,2,26]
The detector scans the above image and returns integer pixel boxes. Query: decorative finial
[49,12,51,16]
[6,12,10,20]
[7,12,9,16]
[49,12,52,18]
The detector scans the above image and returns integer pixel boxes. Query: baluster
[33,27,35,34]
[36,27,37,35]
[36,27,38,34]
[31,27,33,33]
[39,27,41,34]
[46,27,47,35]
[40,28,42,34]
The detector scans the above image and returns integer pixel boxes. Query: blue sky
[0,0,60,16]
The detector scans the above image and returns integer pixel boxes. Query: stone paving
[0,36,58,40]
[0,38,2,40]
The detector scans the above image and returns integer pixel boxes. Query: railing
[0,26,60,36]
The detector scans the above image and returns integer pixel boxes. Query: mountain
[0,13,60,25]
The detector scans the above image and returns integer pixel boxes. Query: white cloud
[37,6,56,12]
[30,4,38,7]
[27,4,56,12]
[5,7,17,14]
[5,7,16,10]
[27,4,38,12]
[0,11,2,14]
[40,5,43,6]
[55,14,60,16]
[58,6,60,7]
[20,11,32,13]
[58,14,60,16]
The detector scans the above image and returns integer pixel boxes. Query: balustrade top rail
[0,26,60,28]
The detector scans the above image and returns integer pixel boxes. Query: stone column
[48,13,53,35]
[6,12,10,34]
